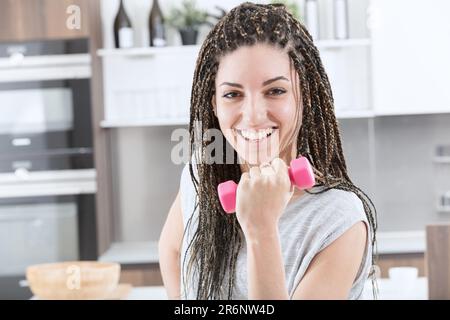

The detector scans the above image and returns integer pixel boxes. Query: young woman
[159,2,377,300]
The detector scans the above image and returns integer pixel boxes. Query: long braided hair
[183,2,377,299]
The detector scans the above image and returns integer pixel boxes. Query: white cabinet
[98,45,199,127]
[370,0,450,115]
[319,40,371,114]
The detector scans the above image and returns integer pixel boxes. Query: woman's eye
[222,92,241,99]
[267,88,287,96]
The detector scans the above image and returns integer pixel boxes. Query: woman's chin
[234,133,281,165]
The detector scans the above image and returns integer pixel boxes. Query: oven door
[0,38,93,174]
[0,192,97,299]
[0,80,94,173]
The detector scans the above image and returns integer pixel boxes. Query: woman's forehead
[216,43,293,83]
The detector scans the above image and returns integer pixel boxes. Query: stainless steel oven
[0,38,97,299]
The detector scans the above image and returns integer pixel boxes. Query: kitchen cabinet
[120,264,163,287]
[97,46,198,126]
[426,224,450,299]
[0,0,90,41]
[99,241,163,286]
[377,253,425,278]
[370,0,450,115]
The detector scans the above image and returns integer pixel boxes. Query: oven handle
[0,169,96,198]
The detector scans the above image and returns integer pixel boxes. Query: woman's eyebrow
[219,76,289,88]
[262,76,289,86]
[219,82,243,88]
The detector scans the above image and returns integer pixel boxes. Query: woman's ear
[211,94,217,117]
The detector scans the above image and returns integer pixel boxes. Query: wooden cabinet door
[43,0,90,40]
[370,0,450,115]
[0,0,89,42]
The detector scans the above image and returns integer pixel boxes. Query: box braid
[182,2,378,300]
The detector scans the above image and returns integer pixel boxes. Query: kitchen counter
[30,286,168,300]
[125,278,427,300]
[30,278,427,300]
[99,231,427,267]
[362,277,427,300]
[376,231,425,254]
[126,286,167,300]
[99,241,159,264]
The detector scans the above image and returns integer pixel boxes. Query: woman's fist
[236,158,293,239]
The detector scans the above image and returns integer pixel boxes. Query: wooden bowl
[26,261,120,300]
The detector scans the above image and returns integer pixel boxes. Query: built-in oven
[0,38,97,299]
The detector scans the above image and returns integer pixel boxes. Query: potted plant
[167,0,208,45]
[270,0,302,22]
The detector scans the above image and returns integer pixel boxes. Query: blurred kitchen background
[0,0,449,300]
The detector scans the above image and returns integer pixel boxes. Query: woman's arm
[247,227,289,299]
[246,221,367,300]
[291,221,367,299]
[158,190,183,299]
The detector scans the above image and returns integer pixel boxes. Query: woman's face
[212,43,302,165]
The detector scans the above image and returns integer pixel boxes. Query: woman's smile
[234,127,278,142]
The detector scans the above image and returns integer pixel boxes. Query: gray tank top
[179,164,372,300]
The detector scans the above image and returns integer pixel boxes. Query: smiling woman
[158,1,377,300]
[212,43,302,166]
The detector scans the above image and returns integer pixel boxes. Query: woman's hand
[236,158,293,239]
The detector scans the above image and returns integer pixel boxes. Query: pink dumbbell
[217,156,316,214]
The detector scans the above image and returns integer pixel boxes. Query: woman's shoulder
[313,187,366,216]
[285,186,369,231]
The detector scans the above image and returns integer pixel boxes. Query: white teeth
[238,128,274,141]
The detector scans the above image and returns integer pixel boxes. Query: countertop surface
[126,278,428,300]
[362,277,427,300]
[30,278,427,300]
[126,286,167,300]
[99,231,427,266]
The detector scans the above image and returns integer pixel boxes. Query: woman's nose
[241,97,268,125]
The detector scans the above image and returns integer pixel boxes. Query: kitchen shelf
[97,45,200,58]
[337,109,374,119]
[98,241,158,264]
[316,38,371,49]
[374,108,450,117]
[0,53,91,83]
[99,109,374,128]
[96,39,370,58]
[437,206,450,213]
[101,117,189,128]
[433,156,450,164]
[0,169,96,198]
[377,231,425,254]
[97,231,424,266]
